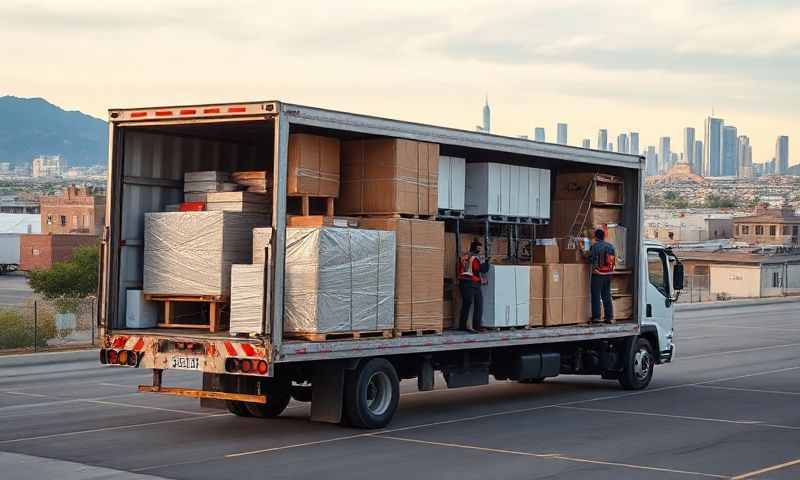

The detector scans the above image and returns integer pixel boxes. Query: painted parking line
[732,457,800,479]
[679,342,800,360]
[0,390,48,398]
[375,435,727,479]
[556,405,780,428]
[694,384,800,396]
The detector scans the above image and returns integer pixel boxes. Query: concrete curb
[0,348,98,367]
[675,296,800,312]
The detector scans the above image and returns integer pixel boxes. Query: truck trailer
[99,101,683,428]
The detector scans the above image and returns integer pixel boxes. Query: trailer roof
[109,100,644,170]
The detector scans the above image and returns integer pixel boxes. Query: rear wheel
[226,400,252,417]
[246,377,291,418]
[619,338,654,390]
[344,358,399,429]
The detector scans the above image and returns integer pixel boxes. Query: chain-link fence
[677,273,712,303]
[0,297,97,354]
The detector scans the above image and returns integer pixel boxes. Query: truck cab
[641,240,683,366]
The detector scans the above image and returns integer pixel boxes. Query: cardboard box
[529,265,545,326]
[543,264,564,326]
[359,218,444,332]
[230,264,269,334]
[557,238,588,264]
[232,171,269,193]
[444,233,510,279]
[612,295,633,320]
[339,138,439,216]
[532,243,559,264]
[550,200,623,237]
[287,216,359,228]
[562,263,591,325]
[611,271,632,295]
[287,134,341,197]
[554,173,623,204]
[252,227,273,264]
[206,191,271,213]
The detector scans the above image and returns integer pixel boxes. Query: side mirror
[673,262,685,291]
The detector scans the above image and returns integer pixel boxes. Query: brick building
[733,205,800,246]
[40,185,105,235]
[19,234,97,271]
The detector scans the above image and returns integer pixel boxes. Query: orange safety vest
[458,254,483,283]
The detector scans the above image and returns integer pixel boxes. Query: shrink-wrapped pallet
[143,212,269,296]
[230,264,268,334]
[284,227,395,334]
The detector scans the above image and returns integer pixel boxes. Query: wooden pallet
[286,329,393,342]
[143,294,227,333]
[480,325,530,332]
[393,328,443,337]
[288,194,335,217]
[358,213,436,220]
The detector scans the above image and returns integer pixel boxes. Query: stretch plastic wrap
[143,212,269,296]
[284,227,395,334]
[230,264,268,334]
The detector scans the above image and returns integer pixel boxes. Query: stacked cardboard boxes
[550,172,625,238]
[562,263,592,325]
[206,191,271,213]
[287,134,341,197]
[338,138,439,216]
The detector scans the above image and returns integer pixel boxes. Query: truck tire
[344,358,399,429]
[246,378,291,418]
[226,401,252,417]
[518,377,545,384]
[619,338,654,390]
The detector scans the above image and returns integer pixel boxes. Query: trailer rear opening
[99,101,681,428]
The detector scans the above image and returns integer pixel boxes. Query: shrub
[0,308,56,350]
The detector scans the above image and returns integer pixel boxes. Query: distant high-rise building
[645,146,658,176]
[775,135,789,173]
[616,133,629,154]
[658,137,671,173]
[598,129,608,151]
[671,153,680,167]
[704,116,724,176]
[694,140,703,175]
[581,139,591,149]
[557,123,568,145]
[722,125,738,176]
[482,96,491,133]
[738,135,752,178]
[608,143,614,152]
[683,127,695,172]
[534,127,546,142]
[629,132,640,155]
[31,155,64,178]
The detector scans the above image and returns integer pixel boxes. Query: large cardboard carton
[287,134,341,197]
[359,218,444,332]
[551,200,623,237]
[532,242,559,264]
[554,173,623,204]
[562,263,591,325]
[206,191,271,213]
[339,139,439,216]
[529,265,545,326]
[611,271,632,295]
[612,295,633,320]
[543,264,564,326]
[557,238,588,264]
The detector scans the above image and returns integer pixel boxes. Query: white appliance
[466,163,550,219]
[125,289,159,328]
[526,168,551,220]
[437,156,466,211]
[481,265,530,327]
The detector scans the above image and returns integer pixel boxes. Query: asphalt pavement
[1,300,800,479]
[0,272,32,306]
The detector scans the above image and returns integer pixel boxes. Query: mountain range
[0,96,107,167]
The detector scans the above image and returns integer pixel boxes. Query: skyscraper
[694,140,703,175]
[658,137,671,173]
[738,135,752,178]
[683,127,695,171]
[775,135,789,173]
[704,116,724,176]
[629,132,640,155]
[581,139,591,149]
[482,96,491,133]
[557,123,568,145]
[722,125,738,176]
[534,127,546,142]
[598,129,608,151]
[645,146,658,176]
[616,133,629,154]
[608,143,614,152]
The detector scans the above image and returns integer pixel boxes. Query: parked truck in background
[98,101,683,428]
[0,233,21,274]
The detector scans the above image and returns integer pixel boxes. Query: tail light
[126,351,138,366]
[225,358,241,372]
[107,350,118,364]
[241,359,253,373]
[118,350,129,365]
[257,360,268,375]
[100,349,108,364]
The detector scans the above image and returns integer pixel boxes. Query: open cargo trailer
[99,101,681,428]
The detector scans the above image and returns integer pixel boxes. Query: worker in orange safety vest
[457,239,490,332]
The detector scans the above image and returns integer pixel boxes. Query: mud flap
[311,363,345,423]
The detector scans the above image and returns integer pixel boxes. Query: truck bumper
[101,334,271,376]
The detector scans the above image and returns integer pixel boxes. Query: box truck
[98,101,683,428]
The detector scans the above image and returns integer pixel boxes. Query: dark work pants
[591,274,613,320]
[459,281,483,329]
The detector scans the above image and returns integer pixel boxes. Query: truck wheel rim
[366,372,392,416]
[633,349,651,381]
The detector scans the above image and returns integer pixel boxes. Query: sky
[1,0,797,166]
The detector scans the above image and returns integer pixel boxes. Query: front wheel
[344,358,400,429]
[619,338,655,390]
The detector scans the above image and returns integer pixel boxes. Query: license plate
[170,356,201,370]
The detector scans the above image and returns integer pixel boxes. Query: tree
[28,245,98,313]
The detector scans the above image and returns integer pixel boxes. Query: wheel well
[639,329,659,357]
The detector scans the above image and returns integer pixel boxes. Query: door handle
[646,304,652,318]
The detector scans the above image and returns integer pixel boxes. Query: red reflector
[179,109,197,115]
[257,360,268,375]
[203,108,221,114]
[130,112,147,118]
[241,359,253,373]
[155,110,173,117]
[179,202,205,212]
[108,350,118,364]
[227,107,246,113]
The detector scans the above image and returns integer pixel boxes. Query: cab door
[644,248,673,360]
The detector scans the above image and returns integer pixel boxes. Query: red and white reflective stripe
[222,340,263,359]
